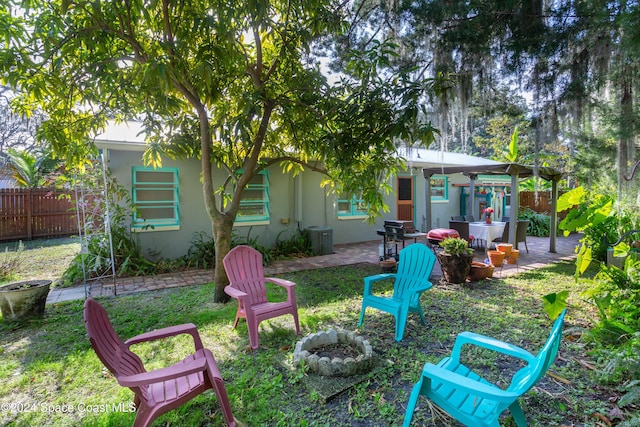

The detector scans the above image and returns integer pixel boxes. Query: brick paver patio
[47,233,581,304]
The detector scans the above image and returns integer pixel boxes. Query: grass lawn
[0,239,620,426]
[0,237,80,286]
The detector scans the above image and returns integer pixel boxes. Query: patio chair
[358,243,436,341]
[516,220,530,253]
[451,215,465,221]
[84,298,236,427]
[464,214,475,222]
[448,220,475,247]
[404,309,567,427]
[492,221,510,244]
[223,245,301,350]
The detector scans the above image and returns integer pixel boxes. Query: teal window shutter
[236,170,270,223]
[132,167,180,229]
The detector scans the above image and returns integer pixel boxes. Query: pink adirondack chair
[223,245,301,350]
[84,298,236,427]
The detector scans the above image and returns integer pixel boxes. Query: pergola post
[549,178,559,253]
[425,171,433,231]
[509,172,518,247]
[469,174,476,218]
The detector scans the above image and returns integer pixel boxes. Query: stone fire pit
[293,329,374,377]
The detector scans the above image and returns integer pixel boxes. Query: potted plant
[0,280,52,321]
[437,237,474,284]
[484,207,495,224]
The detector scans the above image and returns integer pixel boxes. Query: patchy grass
[0,258,621,426]
[0,238,80,287]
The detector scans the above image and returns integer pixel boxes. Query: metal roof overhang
[422,163,563,182]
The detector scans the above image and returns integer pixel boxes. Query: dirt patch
[309,342,362,359]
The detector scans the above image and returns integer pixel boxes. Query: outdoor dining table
[469,221,506,249]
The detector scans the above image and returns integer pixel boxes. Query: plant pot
[0,280,52,321]
[436,252,473,284]
[487,250,505,267]
[380,259,397,272]
[507,249,520,264]
[496,243,513,257]
[467,262,494,281]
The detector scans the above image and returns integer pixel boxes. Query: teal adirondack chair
[403,309,567,427]
[358,243,436,341]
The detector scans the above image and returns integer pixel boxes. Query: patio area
[47,233,581,304]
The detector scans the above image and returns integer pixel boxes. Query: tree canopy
[1,0,437,301]
[340,0,640,194]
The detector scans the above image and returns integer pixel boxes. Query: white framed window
[430,176,449,201]
[236,170,270,224]
[132,167,179,231]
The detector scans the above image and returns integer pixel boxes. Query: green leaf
[557,186,586,212]
[543,290,569,320]
[575,244,593,275]
[506,126,518,163]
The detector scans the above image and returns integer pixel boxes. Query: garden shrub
[178,231,216,270]
[519,208,550,237]
[271,230,312,259]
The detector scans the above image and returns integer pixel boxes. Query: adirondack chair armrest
[117,356,208,387]
[363,273,396,295]
[265,277,296,288]
[409,280,433,294]
[421,363,520,402]
[451,331,535,364]
[125,323,204,350]
[224,284,248,300]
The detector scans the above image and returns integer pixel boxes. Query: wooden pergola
[422,163,564,253]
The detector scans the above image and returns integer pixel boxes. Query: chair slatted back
[508,309,566,394]
[223,245,268,305]
[84,298,149,402]
[394,244,435,303]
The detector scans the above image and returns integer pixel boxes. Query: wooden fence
[0,188,79,242]
[520,190,567,219]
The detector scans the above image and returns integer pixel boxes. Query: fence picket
[0,188,79,241]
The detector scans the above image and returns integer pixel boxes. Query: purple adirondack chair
[223,245,301,350]
[84,298,236,427]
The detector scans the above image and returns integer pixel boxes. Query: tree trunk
[618,68,633,196]
[212,214,234,303]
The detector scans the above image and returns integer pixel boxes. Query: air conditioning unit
[305,226,334,255]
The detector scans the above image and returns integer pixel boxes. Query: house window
[337,192,368,218]
[236,171,270,224]
[132,167,179,230]
[430,176,448,201]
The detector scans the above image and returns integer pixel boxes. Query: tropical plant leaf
[557,186,586,212]
[506,125,518,163]
[543,290,569,320]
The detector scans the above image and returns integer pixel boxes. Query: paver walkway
[47,234,581,304]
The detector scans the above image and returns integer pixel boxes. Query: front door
[396,176,414,222]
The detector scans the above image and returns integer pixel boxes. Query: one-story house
[93,122,559,260]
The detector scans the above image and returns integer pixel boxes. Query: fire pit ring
[293,329,374,377]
